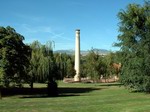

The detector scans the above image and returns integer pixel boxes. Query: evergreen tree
[116,1,150,92]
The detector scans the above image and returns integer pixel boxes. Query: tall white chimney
[74,29,81,81]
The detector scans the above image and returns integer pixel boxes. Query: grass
[0,82,150,112]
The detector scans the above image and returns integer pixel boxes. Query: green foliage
[0,68,4,86]
[54,53,75,79]
[103,52,116,77]
[28,41,57,84]
[26,40,76,88]
[66,58,75,78]
[83,49,106,82]
[0,26,31,87]
[116,1,150,92]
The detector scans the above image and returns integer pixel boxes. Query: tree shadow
[2,87,48,97]
[1,87,102,98]
[99,83,123,87]
[58,87,102,97]
[130,89,150,94]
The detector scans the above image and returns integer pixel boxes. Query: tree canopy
[116,1,150,92]
[0,26,31,87]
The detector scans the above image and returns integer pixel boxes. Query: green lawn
[0,82,150,112]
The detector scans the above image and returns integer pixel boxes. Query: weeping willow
[28,41,55,86]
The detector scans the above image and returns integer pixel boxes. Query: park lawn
[0,82,150,112]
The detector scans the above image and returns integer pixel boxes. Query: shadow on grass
[99,83,123,87]
[58,87,101,97]
[1,87,101,98]
[2,87,48,97]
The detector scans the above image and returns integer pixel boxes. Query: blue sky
[0,0,144,51]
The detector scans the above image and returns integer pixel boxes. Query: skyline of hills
[54,48,110,55]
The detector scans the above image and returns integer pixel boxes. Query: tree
[103,52,122,82]
[102,53,113,82]
[84,49,105,82]
[0,68,4,99]
[54,53,75,79]
[28,41,58,96]
[66,57,75,78]
[28,41,57,87]
[28,41,41,88]
[54,53,66,79]
[80,56,88,78]
[116,1,150,92]
[0,26,31,87]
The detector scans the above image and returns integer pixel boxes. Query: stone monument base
[74,75,81,82]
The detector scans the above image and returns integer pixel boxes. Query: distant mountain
[54,49,110,55]
[54,49,75,55]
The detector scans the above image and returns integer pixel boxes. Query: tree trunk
[30,77,34,89]
[0,88,2,100]
[47,80,58,97]
[30,81,33,89]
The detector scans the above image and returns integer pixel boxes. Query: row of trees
[80,50,119,82]
[0,26,118,89]
[28,41,75,88]
[28,42,119,85]
[0,27,77,97]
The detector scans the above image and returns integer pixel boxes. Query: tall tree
[116,1,150,92]
[28,41,41,88]
[0,68,4,99]
[54,53,75,79]
[66,57,75,78]
[28,41,58,88]
[102,53,113,82]
[85,49,105,82]
[0,26,31,87]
